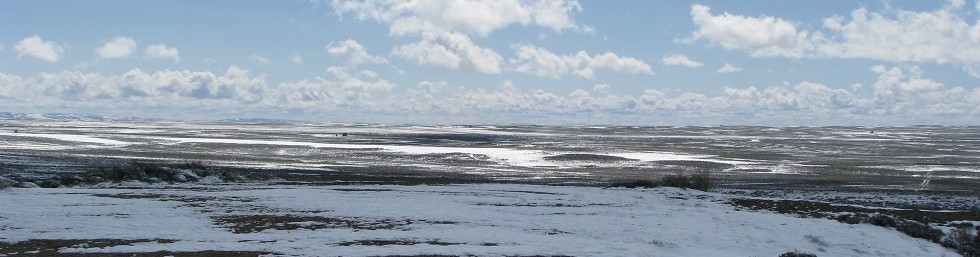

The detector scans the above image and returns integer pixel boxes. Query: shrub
[689,169,712,191]
[828,213,947,245]
[661,173,691,188]
[895,220,943,243]
[610,180,657,188]
[867,213,897,227]
[29,161,247,187]
[57,174,86,187]
[662,170,713,191]
[611,170,714,191]
[0,176,15,190]
[942,226,979,257]
[37,179,62,188]
[834,213,864,224]
[779,251,817,257]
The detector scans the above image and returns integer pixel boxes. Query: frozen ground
[1,121,978,192]
[0,183,961,256]
[1,120,978,256]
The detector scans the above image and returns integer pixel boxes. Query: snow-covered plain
[2,121,979,189]
[0,184,959,256]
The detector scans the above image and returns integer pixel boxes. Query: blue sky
[2,0,979,125]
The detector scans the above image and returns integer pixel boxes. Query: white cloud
[251,54,270,64]
[511,44,653,79]
[0,66,268,107]
[275,67,395,109]
[291,54,304,64]
[870,65,944,103]
[417,80,447,94]
[359,69,378,78]
[326,39,387,67]
[14,35,65,62]
[686,4,814,58]
[329,0,589,37]
[662,54,703,68]
[717,63,743,73]
[2,65,976,124]
[687,3,980,67]
[329,0,589,74]
[593,84,610,93]
[393,32,502,74]
[817,3,980,64]
[145,44,179,62]
[97,37,137,59]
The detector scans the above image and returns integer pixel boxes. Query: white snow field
[0,184,958,256]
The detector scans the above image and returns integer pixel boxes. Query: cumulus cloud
[662,54,703,68]
[687,2,980,68]
[393,32,502,73]
[329,0,589,37]
[329,0,590,73]
[511,44,653,79]
[717,63,742,73]
[817,2,980,64]
[326,39,387,67]
[145,44,179,62]
[685,4,814,58]
[14,35,65,62]
[97,37,137,59]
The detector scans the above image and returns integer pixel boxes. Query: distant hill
[214,117,302,124]
[0,112,301,124]
[0,112,156,122]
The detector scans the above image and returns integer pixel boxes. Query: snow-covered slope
[0,184,958,256]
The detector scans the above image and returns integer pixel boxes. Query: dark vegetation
[16,161,252,188]
[0,239,270,256]
[212,214,457,234]
[543,153,636,162]
[610,170,713,191]
[337,239,461,246]
[730,198,980,256]
[214,215,402,234]
[942,226,980,257]
[778,251,817,257]
[729,198,979,224]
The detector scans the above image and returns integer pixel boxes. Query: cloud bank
[1,65,975,124]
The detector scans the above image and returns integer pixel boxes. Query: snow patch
[0,184,958,256]
[0,132,131,146]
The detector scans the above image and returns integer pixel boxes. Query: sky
[1,0,979,125]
